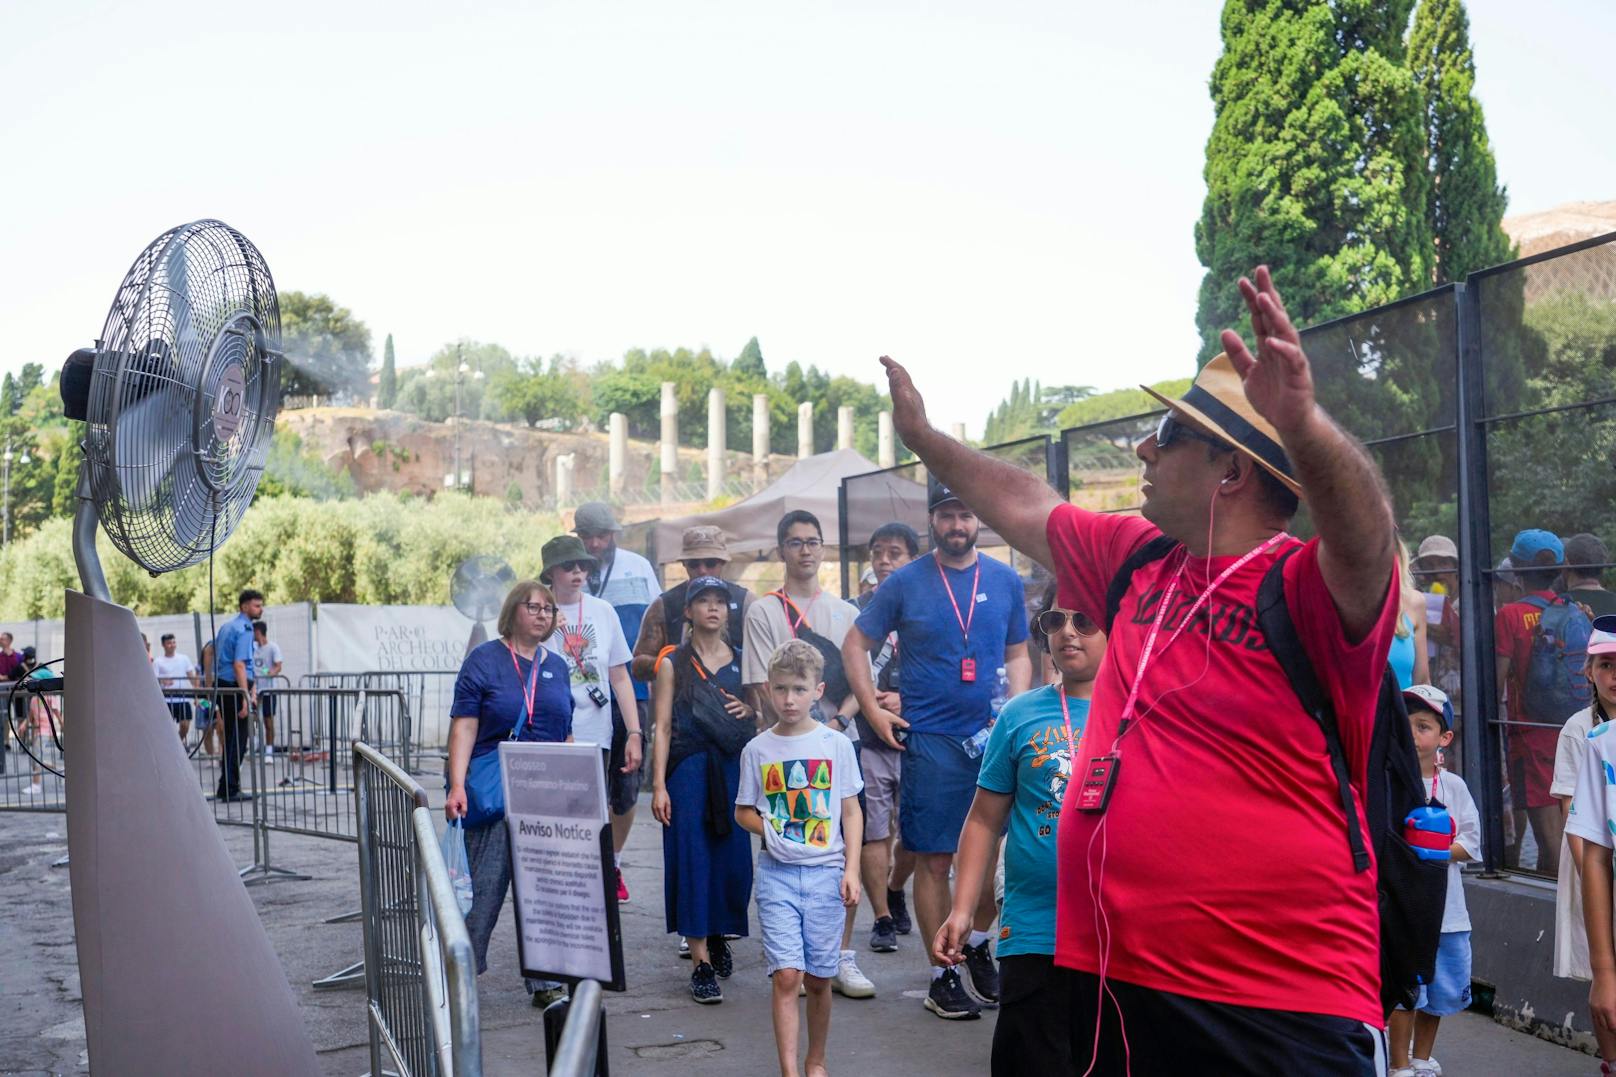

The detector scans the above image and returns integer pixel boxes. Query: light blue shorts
[754,855,845,979]
[1405,930,1472,1017]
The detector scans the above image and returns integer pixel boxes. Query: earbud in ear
[1220,477,1232,485]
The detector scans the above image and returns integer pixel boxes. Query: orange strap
[654,644,679,674]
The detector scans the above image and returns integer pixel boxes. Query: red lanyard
[935,554,981,644]
[506,643,540,730]
[1430,769,1441,801]
[558,596,588,666]
[1113,533,1291,737]
[770,591,814,638]
[1058,685,1080,757]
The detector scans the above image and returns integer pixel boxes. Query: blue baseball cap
[685,575,729,602]
[1510,529,1564,565]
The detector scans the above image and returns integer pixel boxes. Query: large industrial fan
[58,220,319,1074]
[450,554,516,655]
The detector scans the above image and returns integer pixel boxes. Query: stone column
[555,453,575,506]
[706,387,726,502]
[752,393,770,485]
[797,402,814,459]
[837,406,854,451]
[608,412,627,495]
[878,411,896,468]
[659,381,678,504]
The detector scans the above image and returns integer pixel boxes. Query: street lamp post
[436,350,484,491]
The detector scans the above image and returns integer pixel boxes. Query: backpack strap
[1103,535,1181,633]
[1256,546,1373,873]
[1521,594,1553,612]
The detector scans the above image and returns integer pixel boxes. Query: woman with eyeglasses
[445,580,576,1009]
[934,585,1107,1077]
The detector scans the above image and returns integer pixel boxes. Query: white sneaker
[26,783,42,795]
[264,746,274,759]
[1411,1059,1442,1076]
[1389,1069,1417,1077]
[832,951,875,998]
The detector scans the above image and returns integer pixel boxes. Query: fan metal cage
[451,556,517,622]
[84,220,280,574]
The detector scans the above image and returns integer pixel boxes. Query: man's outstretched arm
[1221,266,1395,641]
[880,356,1061,570]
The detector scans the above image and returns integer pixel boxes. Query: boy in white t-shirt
[1561,615,1616,1072]
[736,641,863,1077]
[1390,684,1480,1077]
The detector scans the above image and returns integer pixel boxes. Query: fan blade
[114,381,191,514]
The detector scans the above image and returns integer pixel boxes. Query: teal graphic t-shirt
[977,683,1087,958]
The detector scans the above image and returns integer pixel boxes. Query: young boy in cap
[1389,684,1480,1077]
[1557,615,1616,1069]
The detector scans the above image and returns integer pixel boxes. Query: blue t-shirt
[590,546,659,702]
[214,612,256,685]
[452,639,575,758]
[977,684,1087,958]
[853,552,1029,735]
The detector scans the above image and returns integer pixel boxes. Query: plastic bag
[441,820,474,916]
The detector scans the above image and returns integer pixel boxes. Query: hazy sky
[3,1,1611,436]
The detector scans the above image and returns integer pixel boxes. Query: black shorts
[607,699,645,815]
[167,701,194,724]
[994,954,1075,1077]
[258,691,277,719]
[1064,969,1385,1074]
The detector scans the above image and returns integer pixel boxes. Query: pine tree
[1194,1,1432,364]
[733,336,767,379]
[1408,0,1515,282]
[377,333,398,409]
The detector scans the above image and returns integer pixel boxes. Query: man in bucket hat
[880,266,1401,1070]
[631,526,755,683]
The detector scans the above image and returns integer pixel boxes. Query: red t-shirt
[1046,502,1398,1024]
[1494,590,1558,724]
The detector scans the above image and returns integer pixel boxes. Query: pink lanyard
[936,555,981,645]
[1113,533,1291,737]
[506,643,540,730]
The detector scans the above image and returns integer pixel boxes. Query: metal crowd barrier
[0,683,66,813]
[549,980,604,1077]
[356,740,481,1077]
[303,672,427,771]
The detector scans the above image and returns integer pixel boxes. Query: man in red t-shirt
[1494,528,1573,874]
[877,266,1399,1072]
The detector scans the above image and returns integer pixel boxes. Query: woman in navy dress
[651,575,756,1003]
[445,579,575,1007]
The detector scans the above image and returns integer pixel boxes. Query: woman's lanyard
[506,643,541,734]
[769,591,814,638]
[1112,532,1291,742]
[936,553,981,680]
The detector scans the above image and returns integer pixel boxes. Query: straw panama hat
[1141,353,1303,498]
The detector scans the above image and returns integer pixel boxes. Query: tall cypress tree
[377,333,397,409]
[1194,1,1433,364]
[1408,0,1514,283]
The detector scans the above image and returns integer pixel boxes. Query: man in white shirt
[540,534,640,898]
[252,621,285,757]
[152,633,201,742]
[743,509,875,1000]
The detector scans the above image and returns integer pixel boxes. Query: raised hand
[1219,265,1317,438]
[880,356,932,445]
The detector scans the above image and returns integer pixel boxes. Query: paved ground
[0,789,1601,1075]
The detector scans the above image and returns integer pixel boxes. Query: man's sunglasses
[1155,412,1229,452]
[1036,608,1099,637]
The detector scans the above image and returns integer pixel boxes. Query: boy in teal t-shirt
[936,590,1106,1076]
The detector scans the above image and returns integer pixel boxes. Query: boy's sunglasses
[1155,412,1229,452]
[1037,608,1099,637]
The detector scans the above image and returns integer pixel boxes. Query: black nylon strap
[1256,547,1372,873]
[1103,535,1181,634]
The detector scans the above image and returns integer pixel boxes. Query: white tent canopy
[653,448,879,562]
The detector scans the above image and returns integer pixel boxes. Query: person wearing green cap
[539,534,640,900]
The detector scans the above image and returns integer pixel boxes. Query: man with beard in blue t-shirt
[844,480,1031,1021]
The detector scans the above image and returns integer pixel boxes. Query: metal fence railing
[355,740,481,1077]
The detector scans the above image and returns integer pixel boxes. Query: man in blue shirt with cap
[844,480,1031,1021]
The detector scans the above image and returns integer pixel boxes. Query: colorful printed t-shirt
[736,724,862,869]
[853,551,1029,736]
[544,591,631,749]
[977,683,1087,958]
[1045,502,1398,1026]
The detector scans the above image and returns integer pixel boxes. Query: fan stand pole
[72,469,110,602]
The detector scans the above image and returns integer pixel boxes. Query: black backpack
[1104,537,1447,1018]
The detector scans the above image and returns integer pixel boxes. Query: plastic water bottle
[962,725,992,759]
[990,666,1009,718]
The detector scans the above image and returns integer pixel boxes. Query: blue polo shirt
[853,551,1028,736]
[214,612,256,685]
[453,639,575,757]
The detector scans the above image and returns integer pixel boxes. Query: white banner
[500,742,621,987]
[314,603,476,674]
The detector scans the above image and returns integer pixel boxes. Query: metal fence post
[837,482,851,600]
